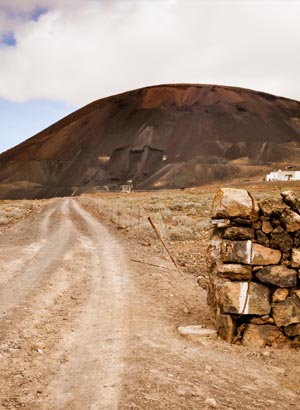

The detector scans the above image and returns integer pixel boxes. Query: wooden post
[147,216,183,277]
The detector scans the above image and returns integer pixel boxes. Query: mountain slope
[1,84,300,198]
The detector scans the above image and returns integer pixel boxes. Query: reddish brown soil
[1,84,300,199]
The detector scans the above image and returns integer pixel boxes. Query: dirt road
[1,198,300,409]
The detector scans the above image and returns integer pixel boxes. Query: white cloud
[0,0,299,106]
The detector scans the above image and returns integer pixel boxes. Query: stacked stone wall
[208,188,300,347]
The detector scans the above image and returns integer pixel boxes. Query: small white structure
[121,180,133,193]
[266,169,300,182]
[121,185,132,193]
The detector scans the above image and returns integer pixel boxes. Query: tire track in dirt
[38,199,130,410]
[0,199,73,317]
[0,200,59,284]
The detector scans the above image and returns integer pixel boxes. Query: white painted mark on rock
[246,240,253,264]
[239,282,250,314]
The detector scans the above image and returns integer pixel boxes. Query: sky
[0,0,299,153]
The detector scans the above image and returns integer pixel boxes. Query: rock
[218,281,271,315]
[215,263,252,281]
[259,198,288,216]
[177,325,217,340]
[284,323,300,337]
[211,219,231,228]
[255,230,269,247]
[223,226,254,240]
[281,251,290,267]
[269,231,293,252]
[205,398,217,408]
[272,296,300,327]
[31,342,46,351]
[272,288,289,303]
[221,240,252,264]
[262,221,273,234]
[273,226,284,234]
[291,248,300,268]
[281,190,300,212]
[242,324,283,348]
[271,218,281,227]
[211,188,257,220]
[231,217,252,226]
[216,313,236,343]
[293,289,300,299]
[256,265,297,288]
[251,243,281,265]
[221,241,281,265]
[294,231,300,247]
[261,350,272,358]
[208,236,222,264]
[253,220,262,230]
[250,316,274,325]
[197,275,209,290]
[280,209,300,232]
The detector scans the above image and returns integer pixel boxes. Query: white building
[266,170,300,181]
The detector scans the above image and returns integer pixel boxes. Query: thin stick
[147,216,183,277]
[130,258,171,272]
[137,205,140,239]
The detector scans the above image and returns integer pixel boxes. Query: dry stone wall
[208,188,300,348]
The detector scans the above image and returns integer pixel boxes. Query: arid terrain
[1,84,300,199]
[1,182,300,409]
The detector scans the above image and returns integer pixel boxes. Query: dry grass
[2,180,300,279]
[0,200,43,228]
[80,180,300,278]
[80,187,216,277]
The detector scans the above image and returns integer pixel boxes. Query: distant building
[266,170,300,181]
[121,180,133,193]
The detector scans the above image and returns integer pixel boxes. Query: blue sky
[0,0,299,153]
[0,99,76,153]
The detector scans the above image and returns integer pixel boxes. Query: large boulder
[272,288,289,303]
[218,281,271,315]
[256,265,297,288]
[284,323,300,337]
[251,243,281,265]
[222,226,254,240]
[280,209,300,232]
[269,231,293,252]
[215,263,252,281]
[242,324,284,348]
[221,240,252,264]
[221,240,281,265]
[211,188,257,220]
[281,190,300,213]
[272,296,300,327]
[259,198,288,216]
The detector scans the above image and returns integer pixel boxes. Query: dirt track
[1,198,300,409]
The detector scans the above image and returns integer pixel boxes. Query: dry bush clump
[0,200,40,228]
[168,225,194,241]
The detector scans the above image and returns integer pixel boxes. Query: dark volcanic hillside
[1,84,300,199]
